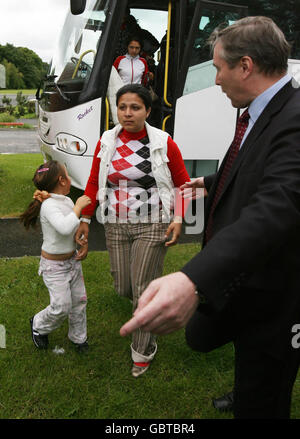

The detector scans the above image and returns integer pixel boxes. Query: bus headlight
[56,133,87,155]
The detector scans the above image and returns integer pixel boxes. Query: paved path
[0,218,200,258]
[0,218,108,257]
[0,127,40,154]
[0,118,40,154]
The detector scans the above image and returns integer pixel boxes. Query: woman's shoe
[131,361,150,378]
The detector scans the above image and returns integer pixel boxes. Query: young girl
[20,160,91,352]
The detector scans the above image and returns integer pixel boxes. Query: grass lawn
[0,123,35,130]
[0,89,37,95]
[0,245,235,420]
[0,153,45,217]
[0,154,299,419]
[0,246,299,419]
[0,154,83,218]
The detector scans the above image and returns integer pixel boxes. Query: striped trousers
[104,221,169,363]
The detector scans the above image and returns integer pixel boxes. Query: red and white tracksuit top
[113,54,148,85]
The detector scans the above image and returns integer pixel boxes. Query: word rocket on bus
[77,106,93,121]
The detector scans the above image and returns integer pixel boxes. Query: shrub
[0,112,16,122]
[1,95,12,106]
[16,91,28,106]
[27,100,36,114]
[1,95,15,115]
[14,105,26,118]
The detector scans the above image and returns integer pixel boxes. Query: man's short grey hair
[209,16,291,75]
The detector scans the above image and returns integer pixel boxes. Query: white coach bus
[37,0,300,190]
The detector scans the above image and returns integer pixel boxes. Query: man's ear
[240,55,253,77]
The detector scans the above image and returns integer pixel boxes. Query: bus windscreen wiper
[53,82,71,102]
[45,75,71,102]
[46,75,58,81]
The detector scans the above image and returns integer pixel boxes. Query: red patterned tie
[205,109,250,242]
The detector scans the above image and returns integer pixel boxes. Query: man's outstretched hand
[120,272,199,336]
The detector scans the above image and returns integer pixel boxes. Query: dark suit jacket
[181,80,300,357]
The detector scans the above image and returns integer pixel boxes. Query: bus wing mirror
[70,0,86,15]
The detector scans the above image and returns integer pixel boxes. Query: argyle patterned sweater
[82,127,190,220]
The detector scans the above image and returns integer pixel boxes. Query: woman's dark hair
[116,84,152,110]
[20,160,66,229]
[126,35,143,50]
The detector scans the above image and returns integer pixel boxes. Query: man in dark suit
[120,16,300,418]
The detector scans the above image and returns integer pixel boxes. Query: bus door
[105,1,170,131]
[105,0,186,135]
[133,0,188,135]
[173,0,248,178]
[155,0,180,134]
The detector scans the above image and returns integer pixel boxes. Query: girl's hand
[75,195,91,210]
[164,219,182,247]
[75,244,89,260]
[73,195,91,219]
[75,222,89,246]
[33,190,50,203]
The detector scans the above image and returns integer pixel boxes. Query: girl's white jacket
[40,194,79,254]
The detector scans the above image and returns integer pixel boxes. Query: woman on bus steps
[75,84,190,377]
[113,36,153,86]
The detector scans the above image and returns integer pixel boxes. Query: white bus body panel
[174,85,236,166]
[174,59,300,167]
[288,59,300,83]
[38,97,102,189]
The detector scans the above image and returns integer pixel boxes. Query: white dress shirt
[241,73,292,148]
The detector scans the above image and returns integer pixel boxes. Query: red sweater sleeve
[81,139,101,217]
[140,57,149,86]
[167,136,191,218]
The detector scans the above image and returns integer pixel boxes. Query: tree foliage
[1,58,25,89]
[213,0,300,59]
[0,43,49,89]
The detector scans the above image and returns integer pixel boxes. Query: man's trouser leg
[233,337,300,418]
[186,305,300,418]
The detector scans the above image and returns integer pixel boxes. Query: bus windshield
[48,0,110,85]
[184,7,242,95]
